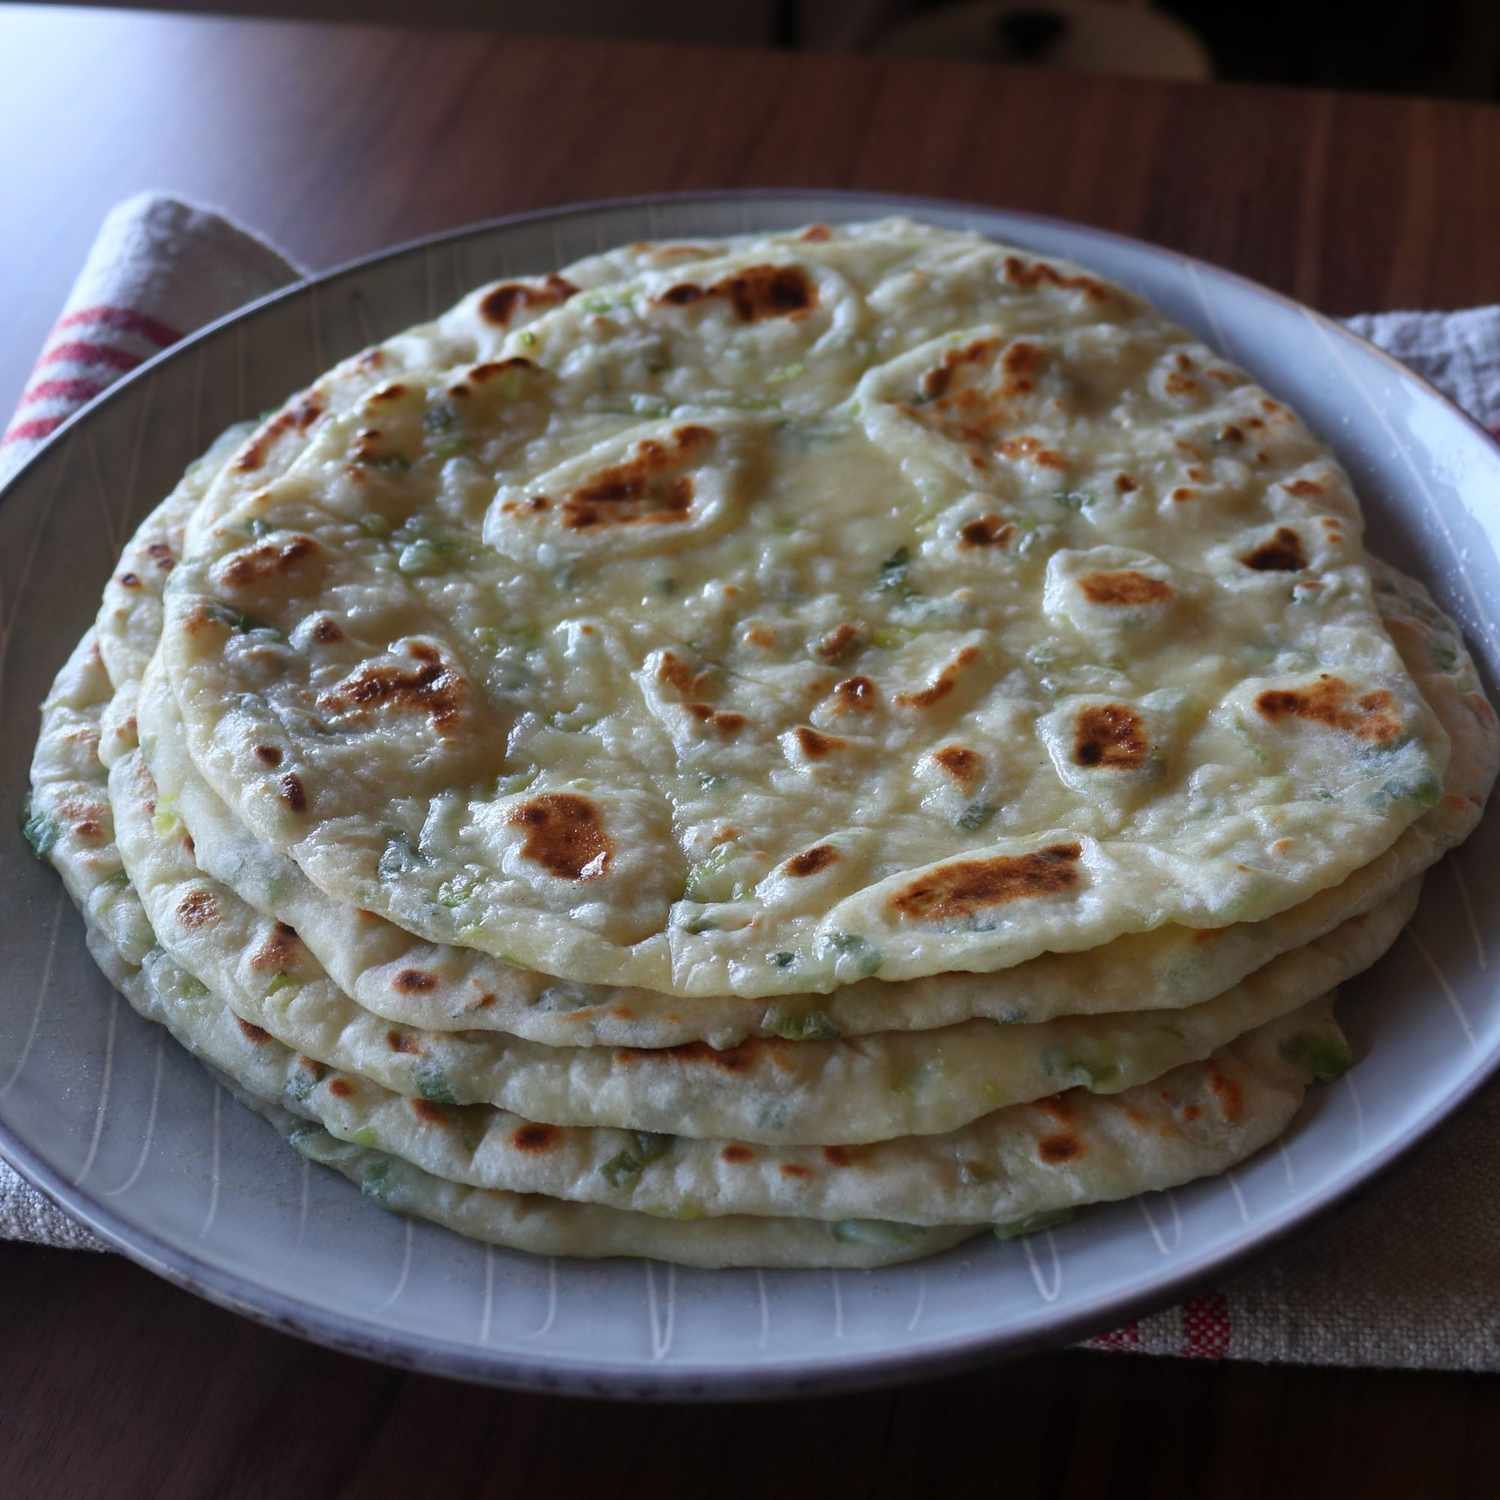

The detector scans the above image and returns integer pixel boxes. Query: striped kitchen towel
[0,192,300,487]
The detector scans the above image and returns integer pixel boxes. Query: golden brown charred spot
[236,1019,271,1044]
[318,641,467,733]
[219,534,321,589]
[779,1163,813,1179]
[1206,1067,1244,1123]
[232,397,324,471]
[919,337,1000,400]
[895,645,979,709]
[721,1144,756,1164]
[997,435,1066,470]
[386,1029,422,1054]
[176,890,219,930]
[958,514,1016,550]
[410,1098,449,1125]
[470,356,538,384]
[657,650,717,698]
[1033,1093,1073,1122]
[784,844,838,877]
[1284,478,1325,497]
[1163,371,1200,397]
[279,773,307,813]
[743,625,777,650]
[887,842,1083,923]
[933,745,983,787]
[822,1146,853,1168]
[478,273,577,326]
[508,793,611,881]
[328,1078,354,1099]
[686,703,748,736]
[1074,704,1148,770]
[474,992,498,1009]
[117,572,141,589]
[656,264,816,323]
[832,676,879,713]
[558,425,714,532]
[511,1123,561,1152]
[799,223,832,242]
[1038,1132,1084,1163]
[368,382,408,403]
[815,623,864,663]
[1241,527,1307,572]
[1115,474,1139,495]
[357,348,385,370]
[393,969,438,994]
[253,744,282,768]
[250,921,301,971]
[145,541,175,572]
[1170,487,1196,503]
[1254,675,1403,744]
[793,725,845,758]
[1218,424,1245,444]
[1079,570,1173,606]
[312,616,344,644]
[1003,254,1113,303]
[615,1040,763,1073]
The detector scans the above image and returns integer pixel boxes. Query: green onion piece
[21,802,60,860]
[956,801,996,832]
[831,1219,926,1247]
[414,1061,458,1104]
[1278,1030,1354,1082]
[763,1005,841,1042]
[994,1208,1075,1241]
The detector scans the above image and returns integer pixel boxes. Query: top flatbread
[155,220,1449,996]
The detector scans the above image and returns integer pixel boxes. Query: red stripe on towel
[54,304,182,348]
[37,340,143,374]
[20,377,106,406]
[2,415,66,445]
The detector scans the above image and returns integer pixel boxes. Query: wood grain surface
[4,6,1500,1494]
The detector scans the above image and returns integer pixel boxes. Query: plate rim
[4,185,1500,1401]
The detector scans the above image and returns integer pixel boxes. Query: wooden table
[5,6,1500,1493]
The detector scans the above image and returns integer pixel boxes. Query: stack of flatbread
[28,220,1499,1268]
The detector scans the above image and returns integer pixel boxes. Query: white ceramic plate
[3,191,1498,1400]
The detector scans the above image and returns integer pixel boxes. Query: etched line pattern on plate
[1137,1190,1183,1256]
[294,1154,311,1248]
[378,1220,415,1310]
[72,993,119,1188]
[0,890,66,1099]
[1023,1231,1062,1303]
[102,1029,164,1198]
[479,1246,497,1345]
[1224,1167,1251,1226]
[199,1082,224,1238]
[645,1261,677,1361]
[83,430,121,562]
[0,435,77,715]
[1450,856,1489,972]
[523,1257,559,1339]
[1406,926,1479,1049]
[120,375,154,535]
[906,1270,927,1333]
[1343,1071,1367,1150]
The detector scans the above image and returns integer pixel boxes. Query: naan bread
[154,221,1449,995]
[30,635,1342,1254]
[102,431,1492,1048]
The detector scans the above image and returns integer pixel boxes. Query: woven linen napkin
[4,197,1498,1372]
